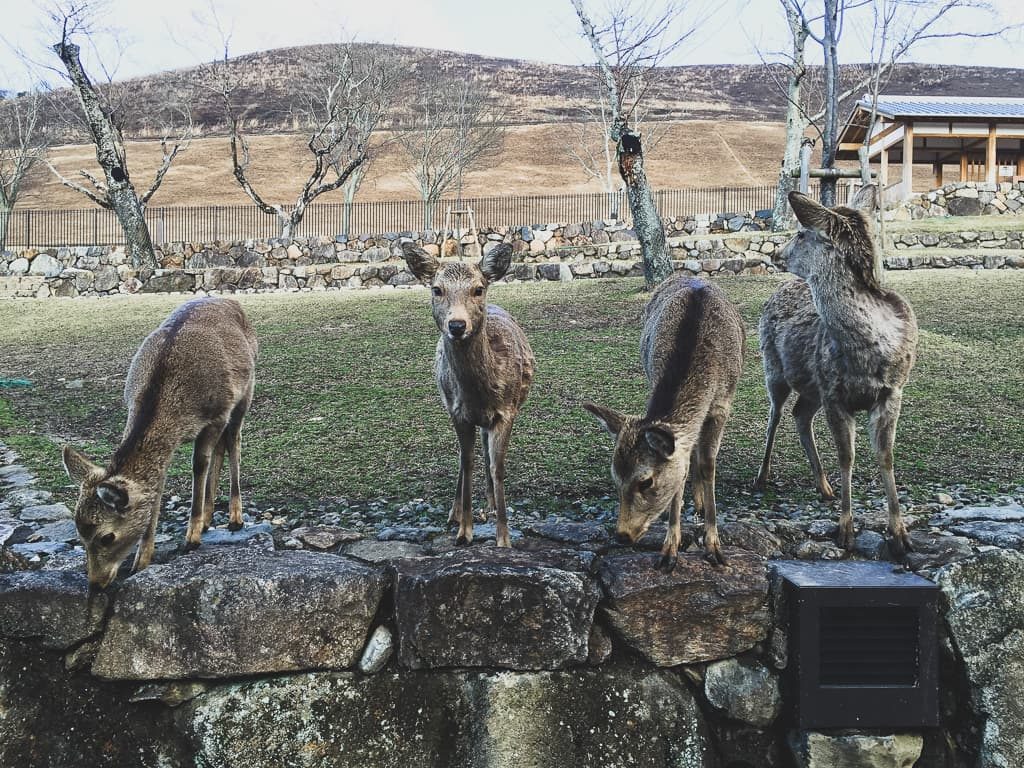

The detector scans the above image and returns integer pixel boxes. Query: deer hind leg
[224,401,249,532]
[454,422,477,545]
[486,420,515,548]
[870,394,912,556]
[203,433,227,531]
[825,406,857,550]
[479,427,495,523]
[754,378,791,490]
[793,394,835,500]
[185,423,224,550]
[697,411,729,566]
[659,491,684,573]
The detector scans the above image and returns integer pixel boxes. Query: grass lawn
[1,271,1022,519]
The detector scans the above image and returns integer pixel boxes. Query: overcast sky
[2,0,1022,90]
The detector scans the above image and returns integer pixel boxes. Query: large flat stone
[392,548,601,670]
[91,548,387,679]
[948,521,1024,549]
[789,732,923,768]
[931,504,1024,526]
[184,665,712,768]
[0,570,109,650]
[599,550,769,665]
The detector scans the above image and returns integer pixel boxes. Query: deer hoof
[227,520,243,532]
[837,526,855,550]
[455,534,470,546]
[703,547,726,567]
[658,553,677,574]
[888,530,914,558]
[183,539,201,553]
[475,508,489,523]
[752,476,767,491]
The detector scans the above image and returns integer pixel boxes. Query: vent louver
[819,606,919,686]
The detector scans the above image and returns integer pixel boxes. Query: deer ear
[479,242,512,283]
[641,424,676,460]
[62,445,102,484]
[96,482,129,512]
[788,191,837,233]
[401,242,440,282]
[583,401,626,438]
[848,184,877,214]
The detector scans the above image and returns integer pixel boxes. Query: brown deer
[584,275,745,568]
[402,241,534,548]
[754,185,918,555]
[62,297,258,588]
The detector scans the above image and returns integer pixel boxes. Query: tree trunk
[0,205,9,251]
[819,0,840,207]
[773,0,809,232]
[52,41,157,269]
[618,129,671,289]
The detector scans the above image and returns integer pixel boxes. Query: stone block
[789,732,923,768]
[0,570,109,650]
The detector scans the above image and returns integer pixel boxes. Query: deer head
[402,242,513,341]
[583,402,688,544]
[62,445,154,588]
[781,185,880,289]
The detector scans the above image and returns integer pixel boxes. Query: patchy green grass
[889,215,1024,234]
[1,271,1022,515]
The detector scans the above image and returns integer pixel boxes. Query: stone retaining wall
[898,180,1024,220]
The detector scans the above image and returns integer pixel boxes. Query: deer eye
[99,532,116,547]
[431,286,443,298]
[637,478,654,493]
[474,287,484,297]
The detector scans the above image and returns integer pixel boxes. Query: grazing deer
[584,275,745,568]
[402,241,534,548]
[754,186,918,554]
[62,297,258,588]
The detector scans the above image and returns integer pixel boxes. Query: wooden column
[960,147,969,183]
[902,123,914,198]
[986,123,998,184]
[932,163,942,189]
[880,147,889,189]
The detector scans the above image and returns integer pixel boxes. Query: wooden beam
[903,123,915,198]
[933,162,942,189]
[987,123,998,184]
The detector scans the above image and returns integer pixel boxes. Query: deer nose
[448,320,467,338]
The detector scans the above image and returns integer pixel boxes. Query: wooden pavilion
[837,95,1024,201]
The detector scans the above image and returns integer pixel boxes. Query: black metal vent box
[774,560,939,730]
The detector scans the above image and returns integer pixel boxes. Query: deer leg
[480,426,494,523]
[698,412,729,566]
[132,478,164,573]
[203,432,226,531]
[825,406,857,550]
[870,394,913,556]
[659,491,683,573]
[454,421,476,545]
[793,394,834,500]
[690,453,704,523]
[486,420,515,548]
[448,471,463,527]
[754,378,791,490]
[185,424,223,551]
[225,407,247,532]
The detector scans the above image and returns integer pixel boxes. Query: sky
[1,0,1022,91]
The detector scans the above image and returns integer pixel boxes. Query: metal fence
[1,183,848,248]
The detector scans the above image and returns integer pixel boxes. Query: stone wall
[898,181,1024,220]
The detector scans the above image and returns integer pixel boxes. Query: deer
[584,275,746,569]
[402,241,535,548]
[62,297,258,588]
[754,185,918,555]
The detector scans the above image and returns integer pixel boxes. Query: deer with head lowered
[754,185,918,554]
[584,275,746,569]
[62,297,258,588]
[402,241,535,548]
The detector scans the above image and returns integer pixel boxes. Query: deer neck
[109,420,180,482]
[805,261,886,344]
[444,319,494,381]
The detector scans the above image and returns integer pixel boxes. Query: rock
[9,541,71,558]
[29,519,79,543]
[199,521,275,548]
[949,521,1024,549]
[8,257,29,275]
[903,532,974,572]
[358,625,394,674]
[91,548,387,679]
[27,254,62,277]
[599,550,769,665]
[291,525,362,551]
[0,570,109,650]
[0,519,33,547]
[377,525,443,543]
[524,521,610,547]
[931,504,1024,526]
[704,657,782,727]
[789,732,923,768]
[587,623,613,665]
[91,264,120,292]
[140,271,195,293]
[392,548,601,670]
[853,530,887,560]
[937,551,1024,768]
[935,492,955,506]
[130,680,209,707]
[343,539,429,562]
[184,666,711,768]
[947,196,983,217]
[721,520,783,557]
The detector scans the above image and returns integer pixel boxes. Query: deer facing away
[585,275,746,568]
[755,185,918,554]
[62,297,258,588]
[402,241,535,548]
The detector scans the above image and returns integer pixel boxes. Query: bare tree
[215,41,399,238]
[398,75,506,230]
[570,0,696,289]
[564,76,669,220]
[0,86,48,250]
[45,2,192,268]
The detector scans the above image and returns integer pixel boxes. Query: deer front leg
[698,412,728,566]
[480,427,495,523]
[659,491,683,573]
[454,421,476,545]
[870,394,913,556]
[132,478,164,573]
[486,420,515,548]
[203,432,226,531]
[185,424,222,551]
[825,407,857,550]
[225,414,246,532]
